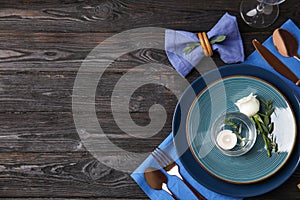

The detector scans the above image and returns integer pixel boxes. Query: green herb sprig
[183,42,201,54]
[252,100,278,157]
[183,35,226,55]
[224,118,248,148]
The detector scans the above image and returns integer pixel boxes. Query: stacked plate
[172,64,300,197]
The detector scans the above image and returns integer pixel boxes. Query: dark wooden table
[0,0,299,199]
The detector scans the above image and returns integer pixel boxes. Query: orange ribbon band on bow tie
[197,32,213,57]
[202,32,213,56]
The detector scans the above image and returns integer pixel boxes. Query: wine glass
[240,0,286,28]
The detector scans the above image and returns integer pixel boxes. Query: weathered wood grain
[0,0,299,199]
[0,111,171,153]
[0,0,297,33]
[0,152,146,198]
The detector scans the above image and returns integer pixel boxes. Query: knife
[252,39,300,86]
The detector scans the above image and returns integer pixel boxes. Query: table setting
[0,0,299,199]
[131,8,300,200]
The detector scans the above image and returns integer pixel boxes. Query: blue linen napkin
[131,19,299,200]
[244,19,300,97]
[165,12,244,77]
[131,133,240,200]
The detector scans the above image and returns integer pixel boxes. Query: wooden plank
[0,71,182,112]
[0,111,171,153]
[0,152,146,198]
[0,0,297,34]
[0,0,237,33]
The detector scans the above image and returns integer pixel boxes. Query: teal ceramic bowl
[186,76,296,184]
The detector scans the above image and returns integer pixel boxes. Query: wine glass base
[240,0,279,28]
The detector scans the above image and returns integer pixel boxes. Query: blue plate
[187,76,296,183]
[172,64,300,197]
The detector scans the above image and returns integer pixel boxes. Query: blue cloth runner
[131,19,299,199]
[165,13,244,77]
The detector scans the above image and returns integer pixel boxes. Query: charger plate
[172,64,300,197]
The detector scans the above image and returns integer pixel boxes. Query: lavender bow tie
[165,13,244,77]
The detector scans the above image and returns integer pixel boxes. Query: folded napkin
[131,19,299,200]
[165,12,244,77]
[244,19,300,97]
[131,133,240,200]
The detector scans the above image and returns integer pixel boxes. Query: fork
[152,147,206,200]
